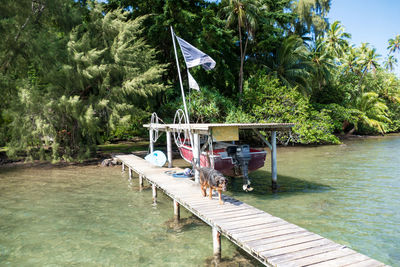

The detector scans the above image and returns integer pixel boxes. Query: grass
[97,141,149,154]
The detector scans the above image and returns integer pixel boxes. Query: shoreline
[1,133,399,168]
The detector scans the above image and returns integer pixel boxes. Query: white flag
[175,35,216,70]
[187,70,200,91]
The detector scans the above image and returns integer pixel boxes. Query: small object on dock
[145,150,167,167]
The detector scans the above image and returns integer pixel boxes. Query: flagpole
[170,26,195,154]
[170,26,190,123]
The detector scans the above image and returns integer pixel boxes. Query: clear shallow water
[226,135,400,266]
[0,164,258,266]
[1,136,399,266]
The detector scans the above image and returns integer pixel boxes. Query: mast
[170,26,190,122]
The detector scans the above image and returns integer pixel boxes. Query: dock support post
[152,184,157,203]
[212,227,221,262]
[173,199,180,220]
[139,174,144,191]
[193,133,200,183]
[128,167,132,180]
[122,162,125,172]
[149,129,154,153]
[166,131,173,168]
[271,131,277,190]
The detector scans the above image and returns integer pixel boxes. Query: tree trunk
[346,126,356,136]
[238,22,243,104]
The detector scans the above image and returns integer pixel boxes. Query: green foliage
[3,3,166,161]
[243,74,339,144]
[1,0,400,162]
[162,87,234,123]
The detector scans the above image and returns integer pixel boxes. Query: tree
[220,0,261,102]
[308,39,334,92]
[384,55,398,72]
[355,43,381,90]
[351,92,391,134]
[6,4,167,160]
[324,20,350,58]
[290,0,331,39]
[265,35,312,95]
[388,34,400,53]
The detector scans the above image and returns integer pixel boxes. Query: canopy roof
[143,123,294,135]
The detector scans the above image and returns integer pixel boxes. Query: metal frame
[145,122,294,189]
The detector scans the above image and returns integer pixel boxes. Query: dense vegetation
[1,0,399,161]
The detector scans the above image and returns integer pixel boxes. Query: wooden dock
[116,154,387,267]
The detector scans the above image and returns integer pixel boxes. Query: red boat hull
[179,145,266,177]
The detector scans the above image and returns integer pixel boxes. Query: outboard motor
[226,144,253,191]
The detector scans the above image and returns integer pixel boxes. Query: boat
[177,139,267,178]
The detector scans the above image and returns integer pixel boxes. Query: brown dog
[192,162,227,204]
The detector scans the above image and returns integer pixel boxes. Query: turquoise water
[0,135,399,266]
[226,135,400,266]
[0,164,258,266]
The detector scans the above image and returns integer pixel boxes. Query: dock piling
[193,133,200,183]
[173,199,180,220]
[139,174,144,191]
[152,184,157,203]
[122,162,125,172]
[128,167,132,180]
[212,227,221,262]
[149,129,154,153]
[271,131,277,190]
[166,131,173,168]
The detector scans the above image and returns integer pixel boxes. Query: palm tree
[352,92,391,134]
[266,35,312,95]
[383,55,398,72]
[324,21,351,58]
[291,0,331,39]
[341,46,358,74]
[308,39,335,91]
[355,43,381,89]
[387,34,400,53]
[220,0,260,102]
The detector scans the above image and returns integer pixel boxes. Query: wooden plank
[278,247,357,267]
[227,219,287,235]
[252,234,325,254]
[244,231,313,248]
[236,224,302,243]
[267,243,344,265]
[209,210,266,221]
[260,239,336,258]
[234,222,296,239]
[345,259,386,267]
[307,251,372,267]
[220,217,279,230]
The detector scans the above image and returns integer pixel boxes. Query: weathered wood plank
[279,247,357,267]
[260,239,336,258]
[237,225,307,243]
[267,243,344,265]
[252,234,325,254]
[307,251,372,267]
[227,220,288,235]
[344,259,386,267]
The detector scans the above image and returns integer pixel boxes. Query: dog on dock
[192,160,227,205]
